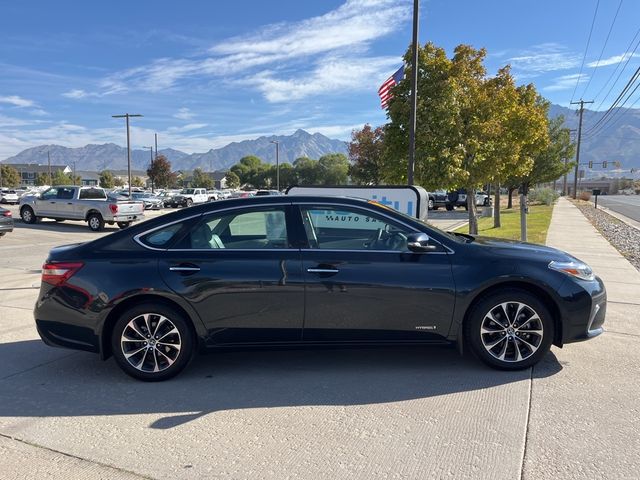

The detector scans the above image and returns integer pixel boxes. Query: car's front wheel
[111,303,195,381]
[20,206,37,224]
[465,289,554,370]
[87,213,104,231]
[428,198,434,210]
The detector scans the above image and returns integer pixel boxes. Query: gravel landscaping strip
[573,200,640,272]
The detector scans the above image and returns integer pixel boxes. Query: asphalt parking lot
[0,203,639,479]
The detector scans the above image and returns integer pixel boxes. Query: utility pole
[112,113,143,197]
[563,129,577,196]
[270,140,280,191]
[47,150,52,186]
[153,133,158,193]
[407,0,419,185]
[570,100,593,199]
[73,161,77,186]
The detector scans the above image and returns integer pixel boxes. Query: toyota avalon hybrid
[35,195,606,381]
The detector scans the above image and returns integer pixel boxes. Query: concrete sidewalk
[521,197,640,480]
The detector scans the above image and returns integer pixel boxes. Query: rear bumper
[36,319,100,353]
[113,214,144,222]
[0,222,14,233]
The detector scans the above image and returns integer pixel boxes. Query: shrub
[529,187,559,206]
[579,190,592,201]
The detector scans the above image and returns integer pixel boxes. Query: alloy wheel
[480,301,544,362]
[120,313,182,373]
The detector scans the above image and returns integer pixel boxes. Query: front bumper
[559,275,607,344]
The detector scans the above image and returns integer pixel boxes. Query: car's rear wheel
[20,206,37,224]
[111,303,195,381]
[465,289,554,370]
[117,221,131,229]
[87,213,104,231]
[428,198,434,210]
[445,204,454,211]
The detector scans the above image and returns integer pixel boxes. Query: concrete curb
[594,203,640,232]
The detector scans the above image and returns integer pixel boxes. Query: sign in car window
[308,209,384,231]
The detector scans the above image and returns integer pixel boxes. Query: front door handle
[169,264,201,272]
[307,268,339,274]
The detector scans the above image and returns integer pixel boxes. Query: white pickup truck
[19,185,145,231]
[173,188,209,207]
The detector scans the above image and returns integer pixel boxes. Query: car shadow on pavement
[13,219,119,233]
[0,340,564,429]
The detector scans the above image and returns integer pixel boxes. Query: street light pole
[270,140,280,191]
[112,113,143,196]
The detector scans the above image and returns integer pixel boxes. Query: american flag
[378,66,404,109]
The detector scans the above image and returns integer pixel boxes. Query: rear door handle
[169,265,201,272]
[307,268,339,274]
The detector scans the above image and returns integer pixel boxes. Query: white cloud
[80,0,409,99]
[508,43,580,73]
[246,56,400,102]
[166,123,208,133]
[62,89,90,99]
[174,107,196,120]
[0,95,35,108]
[543,73,588,92]
[587,52,640,68]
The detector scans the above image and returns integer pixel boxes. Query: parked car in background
[0,189,20,204]
[446,189,491,210]
[0,207,14,237]
[130,192,163,210]
[206,190,221,201]
[428,190,448,210]
[255,190,283,196]
[173,188,208,207]
[19,185,145,231]
[230,190,255,198]
[158,190,181,208]
[35,195,606,381]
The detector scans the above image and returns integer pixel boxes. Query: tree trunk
[467,187,478,235]
[494,183,501,228]
[507,187,516,209]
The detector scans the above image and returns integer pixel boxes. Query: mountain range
[2,105,640,174]
[1,129,348,172]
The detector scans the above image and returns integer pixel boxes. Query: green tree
[146,155,174,188]
[35,172,50,186]
[99,170,115,189]
[293,157,321,185]
[192,168,214,189]
[224,171,240,189]
[318,153,349,185]
[51,170,72,186]
[230,156,263,186]
[113,176,124,187]
[275,162,297,189]
[0,165,20,188]
[385,42,548,233]
[131,176,145,188]
[349,124,387,185]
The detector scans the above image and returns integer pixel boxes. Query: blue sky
[1,0,639,159]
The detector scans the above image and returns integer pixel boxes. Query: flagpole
[407,0,419,186]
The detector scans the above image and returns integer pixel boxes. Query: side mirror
[407,232,437,252]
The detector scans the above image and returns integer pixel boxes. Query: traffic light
[588,161,593,168]
[603,161,608,168]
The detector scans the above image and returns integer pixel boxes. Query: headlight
[548,260,595,281]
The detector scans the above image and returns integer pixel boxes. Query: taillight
[109,204,118,214]
[2,210,11,217]
[42,262,84,286]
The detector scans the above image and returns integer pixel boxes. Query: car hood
[469,235,574,261]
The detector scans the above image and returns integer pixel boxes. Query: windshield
[181,189,195,194]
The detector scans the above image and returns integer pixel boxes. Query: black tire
[186,199,193,207]
[483,197,490,206]
[54,218,65,222]
[464,289,554,370]
[110,302,195,381]
[428,198,434,210]
[20,206,37,224]
[87,213,104,232]
[117,221,131,229]
[445,204,454,211]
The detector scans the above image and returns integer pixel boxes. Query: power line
[571,0,601,104]
[583,66,640,136]
[592,26,640,102]
[584,78,640,138]
[581,0,624,98]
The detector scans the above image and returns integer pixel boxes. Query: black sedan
[35,195,606,381]
[0,206,14,237]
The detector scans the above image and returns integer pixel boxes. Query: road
[0,203,637,479]
[593,194,640,223]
